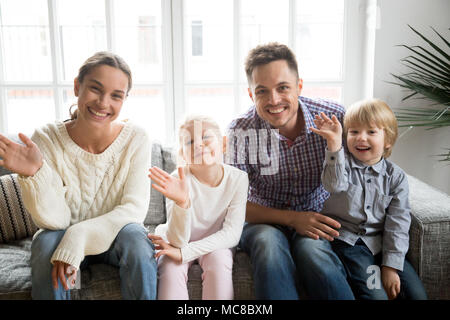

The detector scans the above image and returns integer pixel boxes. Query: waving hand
[310,112,342,152]
[0,133,43,177]
[148,166,190,208]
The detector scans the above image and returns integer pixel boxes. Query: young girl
[148,115,248,300]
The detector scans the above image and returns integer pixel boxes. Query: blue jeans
[31,223,157,300]
[239,223,355,299]
[330,239,427,300]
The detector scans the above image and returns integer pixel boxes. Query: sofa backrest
[145,142,177,225]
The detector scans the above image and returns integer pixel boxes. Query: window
[191,20,203,56]
[0,0,366,145]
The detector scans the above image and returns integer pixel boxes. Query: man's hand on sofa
[52,260,77,291]
[0,133,43,177]
[148,234,182,262]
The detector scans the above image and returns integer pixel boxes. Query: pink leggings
[157,248,234,300]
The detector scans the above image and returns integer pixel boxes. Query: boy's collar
[349,154,386,175]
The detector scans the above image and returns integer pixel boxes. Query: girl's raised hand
[148,166,189,208]
[310,112,342,152]
[0,133,43,177]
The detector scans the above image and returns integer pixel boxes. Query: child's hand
[0,133,43,177]
[381,266,401,300]
[148,234,182,263]
[148,166,189,208]
[310,112,342,152]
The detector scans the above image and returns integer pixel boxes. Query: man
[227,43,354,299]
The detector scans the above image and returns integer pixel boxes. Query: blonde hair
[176,114,223,165]
[344,99,398,158]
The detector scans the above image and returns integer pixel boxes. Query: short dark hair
[245,42,299,84]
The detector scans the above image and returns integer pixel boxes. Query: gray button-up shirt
[321,148,411,271]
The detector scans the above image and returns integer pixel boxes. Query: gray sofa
[0,141,449,299]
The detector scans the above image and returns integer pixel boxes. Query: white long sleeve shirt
[17,121,151,269]
[155,164,248,263]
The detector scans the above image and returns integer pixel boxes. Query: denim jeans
[239,223,355,300]
[31,223,157,300]
[330,238,427,300]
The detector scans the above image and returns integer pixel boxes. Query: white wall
[371,0,450,194]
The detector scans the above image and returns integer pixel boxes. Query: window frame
[0,0,369,145]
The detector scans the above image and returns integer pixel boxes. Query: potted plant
[391,25,450,162]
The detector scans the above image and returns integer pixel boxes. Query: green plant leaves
[391,26,450,161]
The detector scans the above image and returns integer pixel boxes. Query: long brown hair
[69,51,132,120]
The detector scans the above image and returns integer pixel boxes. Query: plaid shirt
[226,96,345,213]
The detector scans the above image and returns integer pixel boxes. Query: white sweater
[155,164,249,263]
[17,121,151,269]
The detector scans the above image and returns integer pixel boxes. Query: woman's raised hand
[310,112,342,152]
[148,166,190,208]
[0,133,43,177]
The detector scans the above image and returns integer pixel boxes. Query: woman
[0,52,156,299]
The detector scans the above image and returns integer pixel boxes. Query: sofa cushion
[0,238,122,300]
[145,142,177,225]
[0,239,32,299]
[0,174,37,243]
[407,175,450,300]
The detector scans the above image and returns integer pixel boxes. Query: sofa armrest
[406,175,450,300]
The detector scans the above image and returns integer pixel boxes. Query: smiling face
[248,60,303,138]
[74,64,129,128]
[180,121,224,166]
[346,123,391,166]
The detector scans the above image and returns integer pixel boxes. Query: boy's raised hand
[0,133,43,177]
[148,166,190,208]
[310,112,342,152]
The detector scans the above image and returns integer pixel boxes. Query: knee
[31,230,65,263]
[201,250,233,275]
[115,223,154,254]
[293,238,342,275]
[116,223,148,243]
[158,256,187,281]
[113,225,156,273]
[244,224,289,259]
[294,237,332,262]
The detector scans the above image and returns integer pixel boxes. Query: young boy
[311,98,427,300]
